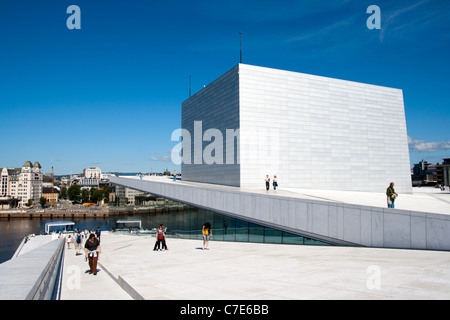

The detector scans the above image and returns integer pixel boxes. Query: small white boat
[113,219,165,235]
[44,221,76,234]
[115,219,142,231]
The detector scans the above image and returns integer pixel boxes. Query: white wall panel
[181,64,412,194]
[238,64,412,193]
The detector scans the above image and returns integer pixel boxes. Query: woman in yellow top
[202,222,212,250]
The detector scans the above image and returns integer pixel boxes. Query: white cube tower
[181,64,412,193]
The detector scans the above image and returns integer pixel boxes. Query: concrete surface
[60,233,450,300]
[60,237,133,300]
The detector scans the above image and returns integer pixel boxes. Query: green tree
[89,188,96,202]
[90,188,104,204]
[60,187,67,200]
[39,197,47,208]
[25,199,33,207]
[68,184,81,202]
[81,189,89,203]
[102,185,110,203]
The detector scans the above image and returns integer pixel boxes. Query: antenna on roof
[240,32,243,64]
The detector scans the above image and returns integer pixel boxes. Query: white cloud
[408,136,450,152]
[149,155,171,162]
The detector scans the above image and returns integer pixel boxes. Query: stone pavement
[60,232,450,300]
[60,236,133,300]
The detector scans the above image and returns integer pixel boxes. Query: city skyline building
[0,161,43,207]
[83,166,102,179]
[181,64,412,193]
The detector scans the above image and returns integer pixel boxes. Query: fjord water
[0,216,114,264]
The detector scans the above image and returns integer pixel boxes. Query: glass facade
[131,208,331,246]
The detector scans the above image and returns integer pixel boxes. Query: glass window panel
[235,219,249,242]
[304,237,330,246]
[264,228,282,244]
[223,217,235,242]
[282,232,304,245]
[248,223,264,243]
[212,214,224,241]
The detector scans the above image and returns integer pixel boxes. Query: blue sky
[0,0,449,175]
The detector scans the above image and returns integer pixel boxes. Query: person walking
[75,231,82,256]
[67,235,72,249]
[265,175,270,191]
[95,227,101,243]
[386,182,398,208]
[273,175,278,190]
[202,222,212,250]
[84,233,101,275]
[153,225,167,251]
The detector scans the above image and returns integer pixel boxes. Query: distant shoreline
[0,203,193,219]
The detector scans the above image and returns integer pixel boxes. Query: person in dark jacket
[85,233,101,275]
[265,175,270,191]
[95,227,101,243]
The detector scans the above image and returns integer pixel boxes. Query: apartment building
[0,161,43,207]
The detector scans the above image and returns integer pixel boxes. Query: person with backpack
[95,227,101,243]
[153,224,168,251]
[75,231,82,256]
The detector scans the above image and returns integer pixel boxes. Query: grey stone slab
[311,203,329,235]
[343,207,361,244]
[411,216,427,250]
[384,212,411,249]
[371,210,384,248]
[426,218,450,251]
[360,209,373,247]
